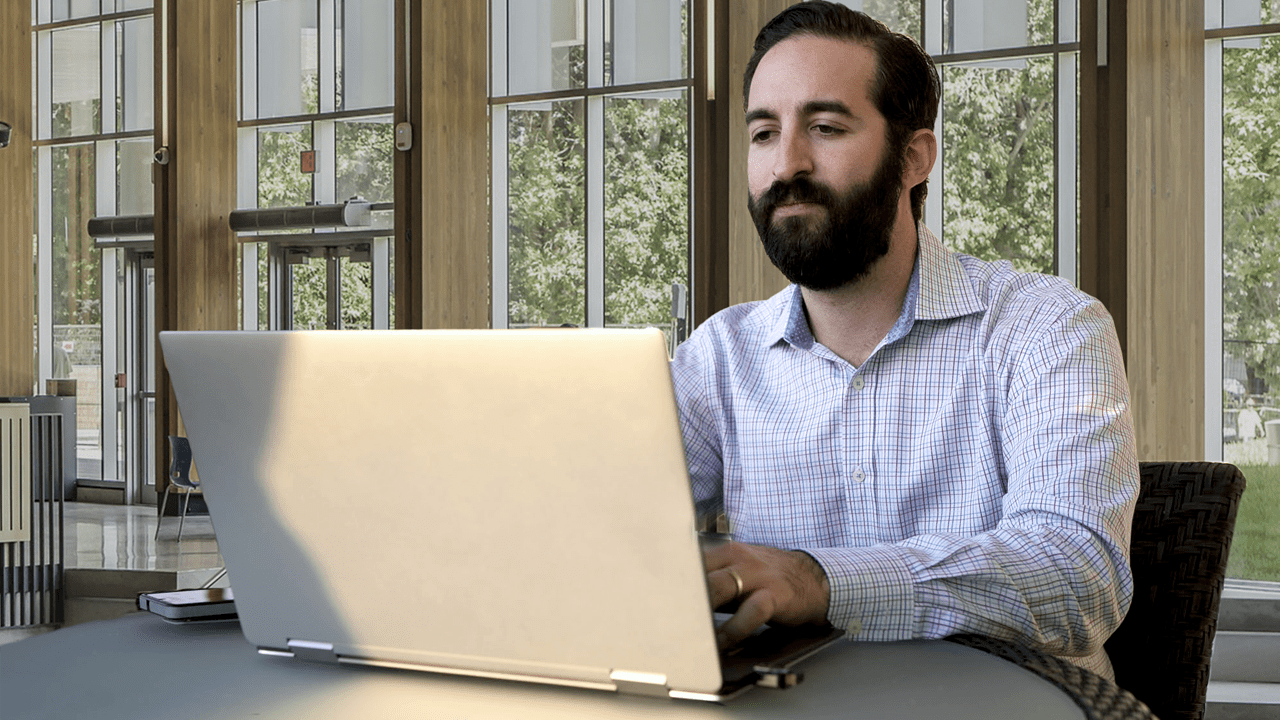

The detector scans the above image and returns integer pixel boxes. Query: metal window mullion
[37,146,54,384]
[491,105,509,329]
[97,138,119,483]
[101,19,118,135]
[1056,51,1078,285]
[491,0,507,96]
[242,0,259,120]
[371,236,390,328]
[585,95,605,328]
[1205,37,1225,462]
[238,126,260,330]
[37,30,52,140]
[326,251,341,330]
[319,0,336,114]
[923,0,943,235]
[314,118,336,203]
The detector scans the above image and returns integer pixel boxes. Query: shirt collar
[763,224,986,350]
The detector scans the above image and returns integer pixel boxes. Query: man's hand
[703,540,831,648]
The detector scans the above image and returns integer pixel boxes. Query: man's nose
[773,130,814,182]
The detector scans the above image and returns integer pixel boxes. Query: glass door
[122,251,157,505]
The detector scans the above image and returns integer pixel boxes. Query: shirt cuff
[804,545,916,641]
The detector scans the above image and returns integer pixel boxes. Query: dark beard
[748,146,905,291]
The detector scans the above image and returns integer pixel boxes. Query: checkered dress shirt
[671,225,1138,679]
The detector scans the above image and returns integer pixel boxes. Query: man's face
[745,36,905,290]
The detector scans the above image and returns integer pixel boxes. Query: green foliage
[604,95,689,327]
[941,57,1056,274]
[1223,37,1280,389]
[507,101,588,327]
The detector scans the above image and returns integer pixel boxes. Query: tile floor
[64,500,224,573]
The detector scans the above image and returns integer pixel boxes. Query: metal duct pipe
[86,214,155,238]
[229,198,373,232]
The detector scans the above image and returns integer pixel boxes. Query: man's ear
[902,128,937,187]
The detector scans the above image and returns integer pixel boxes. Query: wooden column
[153,0,239,493]
[0,2,34,397]
[691,0,732,324]
[395,0,489,329]
[1126,0,1205,460]
[727,0,792,307]
[1079,0,1129,356]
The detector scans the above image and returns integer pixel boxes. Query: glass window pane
[117,0,152,10]
[257,124,314,208]
[51,26,101,138]
[256,0,319,118]
[941,57,1055,274]
[607,0,686,86]
[52,0,99,22]
[340,255,373,329]
[507,99,585,327]
[50,143,103,480]
[290,254,328,329]
[335,117,393,205]
[118,17,153,132]
[338,0,394,110]
[506,0,583,95]
[603,91,689,342]
[1221,35,1280,582]
[945,0,1051,54]
[116,139,153,215]
[831,0,921,41]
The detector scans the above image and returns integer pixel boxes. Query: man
[671,1,1138,680]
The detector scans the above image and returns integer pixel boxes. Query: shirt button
[851,376,865,391]
[852,468,866,483]
[846,619,863,636]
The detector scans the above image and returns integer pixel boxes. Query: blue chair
[155,436,200,542]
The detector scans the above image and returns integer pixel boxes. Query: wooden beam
[1126,0,1205,460]
[397,0,489,329]
[692,0,732,325]
[0,2,34,397]
[153,0,239,493]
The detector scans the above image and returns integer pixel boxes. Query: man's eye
[751,129,776,143]
[813,124,842,136]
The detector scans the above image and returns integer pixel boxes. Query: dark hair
[743,1,940,222]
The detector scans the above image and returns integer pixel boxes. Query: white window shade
[610,0,683,85]
[950,0,1027,54]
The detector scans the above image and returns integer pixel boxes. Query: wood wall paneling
[399,0,489,330]
[153,0,239,494]
[0,1,35,397]
[1126,0,1205,460]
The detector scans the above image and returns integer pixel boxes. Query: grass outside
[1223,459,1280,582]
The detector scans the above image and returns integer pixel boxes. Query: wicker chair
[1104,461,1247,720]
[952,461,1246,720]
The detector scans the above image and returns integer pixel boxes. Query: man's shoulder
[692,286,792,344]
[956,253,1100,325]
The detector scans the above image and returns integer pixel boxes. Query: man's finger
[709,566,745,609]
[716,590,775,648]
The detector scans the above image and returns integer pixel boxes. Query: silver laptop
[159,328,842,702]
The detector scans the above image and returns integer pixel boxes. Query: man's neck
[800,219,918,368]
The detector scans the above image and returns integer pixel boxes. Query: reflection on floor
[65,500,223,573]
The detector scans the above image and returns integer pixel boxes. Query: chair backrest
[167,435,197,489]
[1105,461,1247,720]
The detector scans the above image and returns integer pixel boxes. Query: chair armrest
[946,634,1156,720]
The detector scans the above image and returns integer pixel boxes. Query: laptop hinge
[287,639,339,664]
[609,669,670,698]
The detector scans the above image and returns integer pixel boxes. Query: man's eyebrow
[745,100,854,125]
[802,100,853,117]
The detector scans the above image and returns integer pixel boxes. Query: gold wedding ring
[724,567,745,600]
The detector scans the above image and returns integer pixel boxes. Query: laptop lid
[159,328,725,697]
